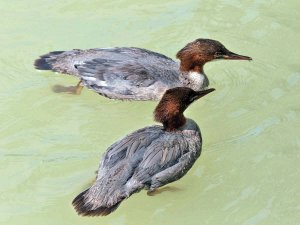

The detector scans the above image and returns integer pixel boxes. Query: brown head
[176,39,252,73]
[154,87,215,131]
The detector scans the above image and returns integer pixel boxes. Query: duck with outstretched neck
[72,87,215,216]
[34,39,250,100]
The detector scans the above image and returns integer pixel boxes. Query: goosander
[72,87,215,216]
[34,39,250,100]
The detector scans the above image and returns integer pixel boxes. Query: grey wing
[77,48,180,100]
[149,150,200,191]
[97,126,164,179]
[77,126,164,210]
[35,47,180,100]
[132,133,201,189]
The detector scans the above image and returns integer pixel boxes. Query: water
[0,0,299,224]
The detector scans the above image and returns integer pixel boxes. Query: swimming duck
[72,87,215,216]
[34,39,250,100]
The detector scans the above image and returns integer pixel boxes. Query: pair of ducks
[35,39,251,216]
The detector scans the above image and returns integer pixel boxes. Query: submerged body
[72,87,215,216]
[35,39,251,100]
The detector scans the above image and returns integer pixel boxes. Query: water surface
[0,1,299,224]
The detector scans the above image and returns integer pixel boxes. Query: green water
[0,0,299,224]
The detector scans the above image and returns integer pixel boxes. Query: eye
[214,51,223,58]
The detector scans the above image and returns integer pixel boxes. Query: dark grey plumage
[72,87,215,216]
[72,122,201,216]
[35,47,181,100]
[35,39,251,100]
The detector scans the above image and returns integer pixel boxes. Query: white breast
[188,72,205,85]
[184,71,208,91]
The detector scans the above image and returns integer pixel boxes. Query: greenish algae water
[0,1,299,224]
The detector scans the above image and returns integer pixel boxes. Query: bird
[34,39,251,100]
[72,86,215,216]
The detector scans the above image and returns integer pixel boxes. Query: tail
[34,51,65,71]
[72,163,142,216]
[72,187,126,216]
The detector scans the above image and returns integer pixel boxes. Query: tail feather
[72,188,124,216]
[34,51,64,70]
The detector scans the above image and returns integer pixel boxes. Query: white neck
[180,71,209,91]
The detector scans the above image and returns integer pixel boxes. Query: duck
[72,86,215,216]
[34,39,250,100]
